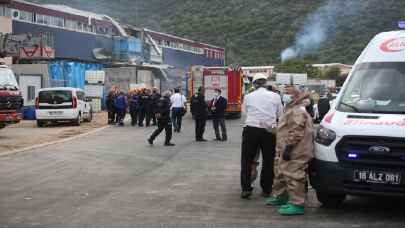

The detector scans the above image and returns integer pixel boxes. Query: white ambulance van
[310,30,405,207]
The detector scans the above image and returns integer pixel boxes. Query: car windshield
[338,62,405,114]
[0,68,19,90]
[39,90,73,104]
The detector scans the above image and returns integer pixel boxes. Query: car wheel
[37,120,45,128]
[86,110,93,122]
[316,191,346,208]
[74,114,81,126]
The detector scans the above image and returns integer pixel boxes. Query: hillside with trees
[30,0,405,66]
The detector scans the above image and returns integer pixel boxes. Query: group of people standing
[106,86,161,127]
[147,86,228,146]
[241,73,314,216]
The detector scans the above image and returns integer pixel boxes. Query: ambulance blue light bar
[398,21,405,29]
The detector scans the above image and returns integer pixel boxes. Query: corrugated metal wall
[48,61,104,89]
[13,21,114,62]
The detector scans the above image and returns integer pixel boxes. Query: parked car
[35,87,92,127]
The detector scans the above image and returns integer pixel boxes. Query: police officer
[144,88,154,127]
[266,85,314,216]
[211,88,228,141]
[240,73,283,199]
[106,86,118,124]
[190,87,208,142]
[148,91,175,146]
[151,87,161,126]
[128,89,140,126]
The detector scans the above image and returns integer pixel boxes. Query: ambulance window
[338,62,405,114]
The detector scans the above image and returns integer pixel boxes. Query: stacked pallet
[84,70,105,113]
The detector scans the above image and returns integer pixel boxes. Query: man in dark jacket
[148,91,175,146]
[144,88,154,127]
[114,91,127,126]
[190,87,208,142]
[106,86,118,124]
[151,88,161,126]
[211,89,228,141]
[128,89,140,126]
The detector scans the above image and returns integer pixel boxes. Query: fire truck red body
[0,65,23,129]
[189,66,242,118]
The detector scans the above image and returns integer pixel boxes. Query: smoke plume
[281,0,362,62]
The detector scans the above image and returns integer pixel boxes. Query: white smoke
[281,0,362,62]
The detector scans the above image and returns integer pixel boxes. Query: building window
[36,14,50,25]
[83,24,92,33]
[19,10,33,22]
[27,86,36,102]
[0,6,11,17]
[65,19,78,30]
[50,16,64,27]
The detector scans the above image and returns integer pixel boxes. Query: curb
[0,125,110,157]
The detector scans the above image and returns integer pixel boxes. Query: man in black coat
[211,89,228,141]
[190,87,208,142]
[148,91,175,146]
[151,88,161,126]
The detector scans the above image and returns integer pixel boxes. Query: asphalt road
[1,116,405,228]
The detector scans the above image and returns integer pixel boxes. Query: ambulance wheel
[316,191,346,208]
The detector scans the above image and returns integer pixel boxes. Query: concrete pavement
[0,116,405,228]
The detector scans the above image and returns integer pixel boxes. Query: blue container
[23,106,36,120]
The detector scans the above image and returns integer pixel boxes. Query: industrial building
[0,0,225,111]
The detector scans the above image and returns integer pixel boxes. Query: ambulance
[310,29,405,207]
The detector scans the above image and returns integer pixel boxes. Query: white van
[35,87,93,127]
[310,31,405,207]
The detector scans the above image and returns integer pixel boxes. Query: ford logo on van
[369,146,390,154]
[380,37,405,52]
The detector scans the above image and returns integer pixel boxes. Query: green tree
[324,66,342,80]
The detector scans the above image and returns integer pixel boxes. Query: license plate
[49,111,63,115]
[354,170,401,185]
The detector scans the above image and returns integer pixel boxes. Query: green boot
[278,203,305,216]
[265,196,288,206]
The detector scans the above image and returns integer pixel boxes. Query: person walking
[106,86,118,124]
[170,88,187,133]
[240,73,283,199]
[128,89,140,126]
[211,88,228,141]
[148,91,175,146]
[151,87,161,126]
[190,87,208,142]
[266,85,314,216]
[114,90,127,126]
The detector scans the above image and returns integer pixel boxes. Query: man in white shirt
[170,88,187,133]
[241,73,283,199]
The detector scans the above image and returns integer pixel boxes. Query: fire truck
[189,66,242,118]
[0,64,23,129]
[0,32,49,129]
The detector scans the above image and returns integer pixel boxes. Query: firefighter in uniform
[147,91,175,146]
[266,85,314,216]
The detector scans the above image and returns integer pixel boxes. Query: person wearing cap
[211,88,228,141]
[240,73,283,199]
